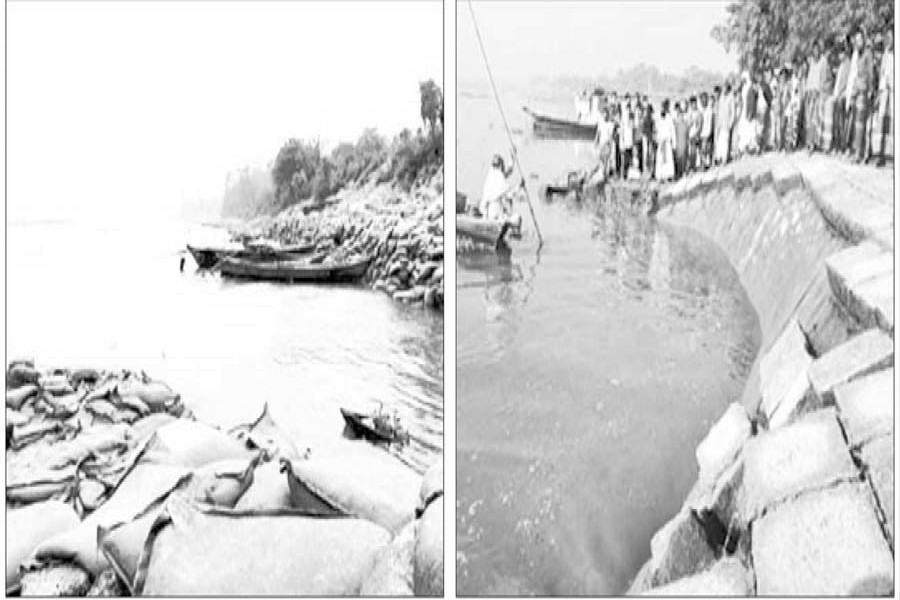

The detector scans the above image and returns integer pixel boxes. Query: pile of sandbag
[8,363,444,597]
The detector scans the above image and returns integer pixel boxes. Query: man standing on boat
[478,154,522,223]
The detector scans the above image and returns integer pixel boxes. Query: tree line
[222,80,443,219]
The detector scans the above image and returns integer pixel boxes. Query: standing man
[715,84,734,163]
[848,29,874,163]
[674,101,689,178]
[874,29,893,166]
[827,43,851,153]
[700,92,714,169]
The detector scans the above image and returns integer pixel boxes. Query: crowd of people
[580,27,894,185]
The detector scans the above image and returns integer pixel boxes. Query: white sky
[7,1,442,221]
[459,1,736,85]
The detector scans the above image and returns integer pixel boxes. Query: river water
[457,90,761,594]
[6,218,443,474]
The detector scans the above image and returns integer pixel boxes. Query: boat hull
[219,256,370,283]
[523,107,597,141]
[340,409,395,444]
[456,215,511,248]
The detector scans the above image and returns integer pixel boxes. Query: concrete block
[834,368,893,447]
[740,408,858,522]
[753,482,893,596]
[647,508,717,588]
[825,243,894,333]
[758,319,814,428]
[808,329,894,405]
[859,434,894,547]
[641,557,753,596]
[695,403,751,483]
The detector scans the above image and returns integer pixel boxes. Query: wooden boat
[457,215,513,249]
[187,242,316,269]
[340,408,406,444]
[522,107,596,141]
[219,255,370,283]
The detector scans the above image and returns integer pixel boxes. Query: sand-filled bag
[283,447,420,534]
[31,462,192,574]
[7,500,80,591]
[230,402,307,461]
[134,498,391,595]
[7,465,78,505]
[115,379,180,412]
[130,413,177,443]
[360,520,417,595]
[7,384,39,410]
[140,419,252,468]
[414,496,443,596]
[7,364,41,388]
[234,460,293,510]
[98,455,260,591]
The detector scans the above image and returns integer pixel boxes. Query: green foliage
[713,0,894,72]
[229,82,444,217]
[419,79,444,132]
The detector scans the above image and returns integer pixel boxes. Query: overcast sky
[459,1,735,85]
[8,1,442,221]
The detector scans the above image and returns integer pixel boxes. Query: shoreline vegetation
[217,81,444,311]
[6,359,443,596]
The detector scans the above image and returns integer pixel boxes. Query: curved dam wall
[628,154,895,596]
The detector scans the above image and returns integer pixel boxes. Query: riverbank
[6,360,443,596]
[230,169,444,311]
[628,153,894,595]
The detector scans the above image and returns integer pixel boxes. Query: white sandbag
[116,379,179,412]
[360,520,416,595]
[32,462,191,574]
[234,460,293,510]
[7,384,39,410]
[7,465,77,505]
[99,455,259,591]
[283,448,420,534]
[141,420,252,468]
[413,496,443,596]
[230,402,306,461]
[130,413,177,443]
[7,500,80,589]
[135,498,391,595]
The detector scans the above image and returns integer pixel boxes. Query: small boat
[187,242,316,269]
[522,107,597,141]
[186,244,231,269]
[340,408,407,444]
[457,214,513,249]
[219,255,370,283]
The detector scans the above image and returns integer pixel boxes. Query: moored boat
[522,107,597,141]
[340,408,407,444]
[187,241,317,269]
[219,255,370,283]
[186,244,232,269]
[457,215,513,249]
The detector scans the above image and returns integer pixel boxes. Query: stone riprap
[236,172,444,311]
[630,154,894,596]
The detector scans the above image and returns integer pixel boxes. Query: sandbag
[234,460,293,510]
[413,496,443,596]
[7,465,77,505]
[230,402,306,460]
[141,419,252,468]
[7,500,80,589]
[7,364,40,388]
[283,448,420,534]
[130,413,177,443]
[40,389,87,418]
[99,455,258,591]
[40,373,74,395]
[70,368,101,387]
[116,379,179,412]
[7,407,29,428]
[117,395,150,417]
[7,384,39,410]
[135,498,391,595]
[419,461,443,512]
[19,564,92,596]
[360,520,416,595]
[32,462,191,574]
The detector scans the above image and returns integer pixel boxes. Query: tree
[271,138,333,207]
[713,0,894,73]
[419,80,444,132]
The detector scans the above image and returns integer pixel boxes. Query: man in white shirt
[479,155,517,220]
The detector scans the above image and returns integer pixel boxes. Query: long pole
[466,0,544,247]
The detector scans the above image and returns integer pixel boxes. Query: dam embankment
[630,153,895,595]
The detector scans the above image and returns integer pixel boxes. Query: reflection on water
[457,92,760,595]
[7,219,443,473]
